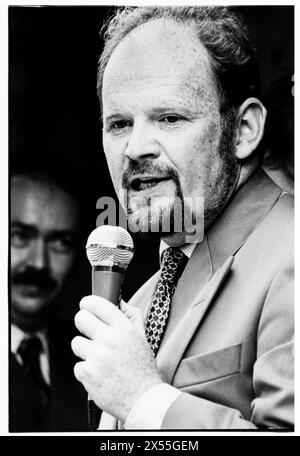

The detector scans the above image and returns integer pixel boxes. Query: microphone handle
[92,267,124,306]
[87,266,125,431]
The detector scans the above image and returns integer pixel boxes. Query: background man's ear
[235,98,267,160]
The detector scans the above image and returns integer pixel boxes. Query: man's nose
[27,239,49,270]
[125,120,161,162]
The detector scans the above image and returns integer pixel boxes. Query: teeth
[131,177,170,191]
[139,181,157,190]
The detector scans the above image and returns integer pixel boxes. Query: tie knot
[17,335,43,366]
[160,247,187,283]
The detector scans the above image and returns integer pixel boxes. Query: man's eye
[11,230,31,248]
[110,120,131,130]
[49,237,75,254]
[159,115,183,124]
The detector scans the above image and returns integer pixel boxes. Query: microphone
[86,225,134,306]
[85,225,134,430]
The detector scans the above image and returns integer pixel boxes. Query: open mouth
[130,176,172,192]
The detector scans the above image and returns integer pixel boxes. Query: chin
[127,196,180,235]
[11,290,58,317]
[11,305,53,331]
[12,300,49,317]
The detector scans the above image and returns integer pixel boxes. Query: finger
[73,360,87,384]
[120,302,145,335]
[80,295,127,326]
[71,335,94,361]
[120,300,134,318]
[74,308,108,340]
[74,361,98,398]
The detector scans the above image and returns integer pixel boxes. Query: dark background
[9,6,294,321]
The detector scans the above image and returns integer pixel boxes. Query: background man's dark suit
[10,318,88,432]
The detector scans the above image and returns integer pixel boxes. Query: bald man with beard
[72,6,293,430]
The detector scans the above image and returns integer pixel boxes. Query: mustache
[12,267,57,292]
[121,160,182,194]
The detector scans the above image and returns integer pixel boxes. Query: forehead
[11,177,79,232]
[102,19,217,109]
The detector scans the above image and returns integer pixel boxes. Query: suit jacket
[128,169,294,429]
[10,318,89,432]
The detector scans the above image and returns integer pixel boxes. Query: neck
[161,232,188,247]
[235,161,260,192]
[162,162,260,248]
[11,311,48,333]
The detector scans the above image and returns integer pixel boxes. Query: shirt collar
[11,323,48,356]
[159,239,197,264]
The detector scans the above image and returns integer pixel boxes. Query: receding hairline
[99,15,214,85]
[97,6,261,116]
[11,174,79,207]
[100,16,219,115]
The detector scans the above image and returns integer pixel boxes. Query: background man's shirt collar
[11,323,50,385]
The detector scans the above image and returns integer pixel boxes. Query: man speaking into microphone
[71,6,294,430]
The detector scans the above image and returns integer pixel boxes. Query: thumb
[120,301,145,336]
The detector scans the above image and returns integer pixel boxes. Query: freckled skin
[102,19,239,241]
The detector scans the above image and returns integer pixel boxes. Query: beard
[203,110,240,229]
[122,162,184,237]
[121,113,240,238]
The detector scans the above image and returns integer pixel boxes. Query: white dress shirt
[159,239,197,260]
[11,324,50,385]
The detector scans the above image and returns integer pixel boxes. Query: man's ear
[234,98,267,160]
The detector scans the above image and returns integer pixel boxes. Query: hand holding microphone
[71,226,162,428]
[85,225,133,430]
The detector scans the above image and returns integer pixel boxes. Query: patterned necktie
[17,335,50,428]
[145,247,187,355]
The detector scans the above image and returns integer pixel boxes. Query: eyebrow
[11,222,76,237]
[103,102,196,122]
[150,104,193,115]
[11,222,38,234]
[103,113,129,124]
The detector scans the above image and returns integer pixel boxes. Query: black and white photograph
[3,1,295,439]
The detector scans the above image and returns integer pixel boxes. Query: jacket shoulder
[257,192,294,253]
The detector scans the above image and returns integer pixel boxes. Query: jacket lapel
[128,169,282,386]
[156,255,234,384]
[207,168,282,272]
[128,269,161,318]
[156,235,213,346]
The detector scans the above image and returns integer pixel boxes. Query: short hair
[10,155,82,205]
[97,6,261,116]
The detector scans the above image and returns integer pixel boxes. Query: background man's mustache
[12,267,57,291]
[121,160,181,190]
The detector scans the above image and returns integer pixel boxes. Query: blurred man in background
[10,158,89,431]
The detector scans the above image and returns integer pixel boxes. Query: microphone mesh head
[86,225,134,268]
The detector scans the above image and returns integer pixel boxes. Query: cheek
[192,122,221,171]
[49,254,75,284]
[10,248,27,272]
[103,138,124,187]
[174,121,221,195]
